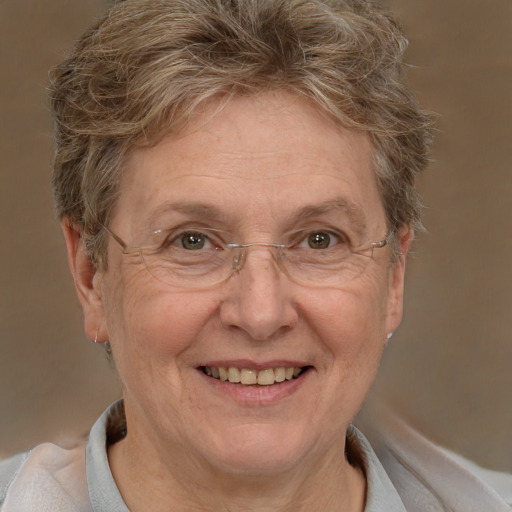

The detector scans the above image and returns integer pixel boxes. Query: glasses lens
[139,238,234,289]
[280,243,375,287]
[128,227,386,289]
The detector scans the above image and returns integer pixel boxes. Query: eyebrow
[284,197,368,233]
[144,202,229,228]
[144,197,368,232]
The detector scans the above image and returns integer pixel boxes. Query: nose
[219,247,298,341]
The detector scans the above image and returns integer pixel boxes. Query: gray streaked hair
[50,0,433,268]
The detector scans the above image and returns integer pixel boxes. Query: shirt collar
[86,402,407,512]
[347,425,407,512]
[86,402,129,512]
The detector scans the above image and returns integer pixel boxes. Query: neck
[108,426,366,512]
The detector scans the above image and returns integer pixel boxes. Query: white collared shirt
[1,402,510,511]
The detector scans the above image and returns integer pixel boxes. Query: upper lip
[198,359,311,370]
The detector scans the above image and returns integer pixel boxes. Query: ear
[385,227,413,337]
[62,219,107,343]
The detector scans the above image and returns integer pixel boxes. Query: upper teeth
[203,366,303,386]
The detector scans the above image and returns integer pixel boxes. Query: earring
[386,332,394,341]
[93,328,100,344]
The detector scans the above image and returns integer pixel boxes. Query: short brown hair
[50,0,433,267]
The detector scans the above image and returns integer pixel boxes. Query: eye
[153,227,228,254]
[178,232,211,250]
[299,230,343,250]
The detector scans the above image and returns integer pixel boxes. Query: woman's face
[80,92,407,477]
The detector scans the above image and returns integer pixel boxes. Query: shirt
[1,402,511,511]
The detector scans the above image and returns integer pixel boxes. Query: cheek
[300,279,390,363]
[102,270,219,367]
[295,283,390,429]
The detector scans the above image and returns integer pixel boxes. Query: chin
[198,422,323,477]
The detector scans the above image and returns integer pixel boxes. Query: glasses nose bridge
[229,242,286,274]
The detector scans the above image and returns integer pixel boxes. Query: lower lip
[198,369,311,406]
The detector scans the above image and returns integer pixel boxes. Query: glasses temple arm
[100,223,130,251]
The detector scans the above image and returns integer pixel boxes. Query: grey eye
[180,232,208,250]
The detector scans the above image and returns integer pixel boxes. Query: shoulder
[443,447,512,505]
[0,452,29,505]
[0,442,90,511]
[355,404,512,511]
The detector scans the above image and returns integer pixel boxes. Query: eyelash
[158,227,350,251]
[158,228,222,250]
[296,230,343,249]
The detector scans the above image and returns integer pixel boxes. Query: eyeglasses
[101,224,394,289]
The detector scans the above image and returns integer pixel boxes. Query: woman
[1,0,510,511]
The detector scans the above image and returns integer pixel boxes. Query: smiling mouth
[200,366,310,386]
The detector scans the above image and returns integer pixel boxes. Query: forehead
[114,92,385,234]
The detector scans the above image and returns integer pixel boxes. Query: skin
[63,91,410,511]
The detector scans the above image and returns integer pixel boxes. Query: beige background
[1,1,511,470]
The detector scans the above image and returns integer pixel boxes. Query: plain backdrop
[1,1,511,470]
